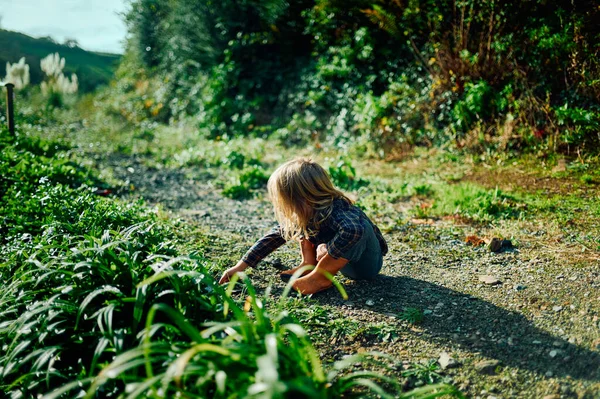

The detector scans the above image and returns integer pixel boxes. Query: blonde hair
[267,158,352,241]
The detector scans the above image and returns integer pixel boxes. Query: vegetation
[0,128,465,397]
[2,1,599,397]
[112,0,599,153]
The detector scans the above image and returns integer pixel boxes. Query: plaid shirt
[241,198,388,267]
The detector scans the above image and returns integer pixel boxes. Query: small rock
[479,275,502,285]
[365,299,375,306]
[474,359,501,375]
[545,371,554,377]
[423,309,433,315]
[270,258,284,269]
[438,352,459,370]
[549,350,559,358]
[489,238,503,252]
[552,306,563,312]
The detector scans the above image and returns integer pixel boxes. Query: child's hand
[219,261,248,284]
[316,243,328,262]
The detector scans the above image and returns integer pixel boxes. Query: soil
[99,152,600,399]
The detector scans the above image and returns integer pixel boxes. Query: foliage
[328,159,369,191]
[115,0,599,153]
[402,360,447,386]
[222,166,269,200]
[399,307,425,325]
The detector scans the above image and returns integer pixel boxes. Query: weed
[225,150,246,169]
[580,174,594,184]
[221,167,269,200]
[239,166,269,189]
[328,159,369,191]
[402,359,446,385]
[222,182,253,200]
[399,307,425,324]
[359,323,401,343]
[413,184,434,197]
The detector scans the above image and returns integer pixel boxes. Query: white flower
[40,53,78,95]
[3,57,30,89]
[41,53,66,78]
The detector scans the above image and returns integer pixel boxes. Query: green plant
[239,166,269,189]
[328,159,369,191]
[413,184,434,197]
[433,183,524,222]
[580,174,595,184]
[222,182,253,200]
[43,271,413,398]
[402,360,446,385]
[399,307,425,325]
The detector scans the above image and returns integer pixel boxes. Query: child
[219,158,388,295]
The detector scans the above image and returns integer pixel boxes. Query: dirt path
[101,153,600,399]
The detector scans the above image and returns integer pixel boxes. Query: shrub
[328,159,369,191]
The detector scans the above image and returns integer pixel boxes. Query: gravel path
[101,153,600,399]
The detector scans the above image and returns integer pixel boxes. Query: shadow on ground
[313,275,600,382]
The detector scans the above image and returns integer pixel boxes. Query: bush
[115,0,599,154]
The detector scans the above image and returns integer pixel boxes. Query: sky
[0,0,128,54]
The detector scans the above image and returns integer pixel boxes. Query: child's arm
[219,226,286,283]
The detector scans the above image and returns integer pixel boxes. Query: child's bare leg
[292,253,348,295]
[280,239,317,278]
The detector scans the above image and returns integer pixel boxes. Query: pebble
[549,350,559,358]
[552,306,563,312]
[479,275,501,285]
[365,299,375,306]
[474,359,501,375]
[438,351,459,370]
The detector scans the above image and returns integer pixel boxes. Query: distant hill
[0,29,121,93]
